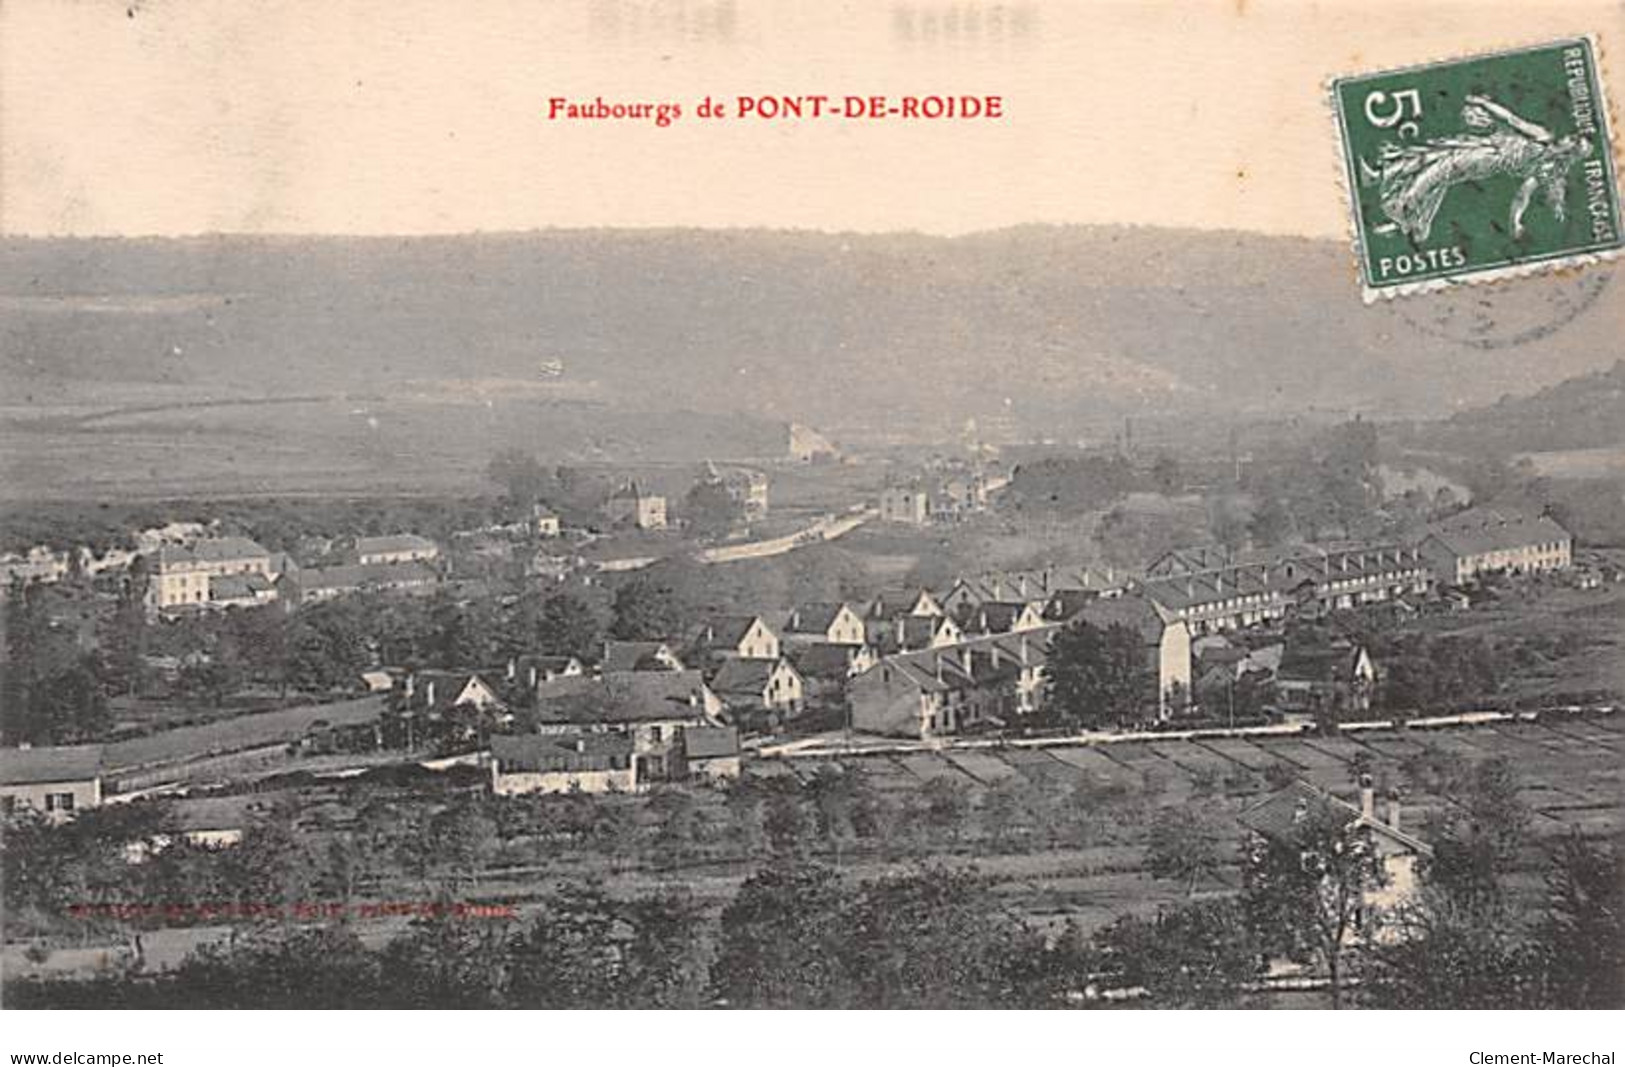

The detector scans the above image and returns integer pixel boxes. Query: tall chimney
[1359,774,1375,821]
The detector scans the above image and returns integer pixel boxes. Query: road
[596,506,875,572]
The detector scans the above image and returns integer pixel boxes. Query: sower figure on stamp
[1360,94,1592,241]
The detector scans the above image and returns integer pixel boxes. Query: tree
[1362,897,1542,1008]
[1094,899,1261,1007]
[376,906,512,1008]
[506,882,707,1009]
[711,861,854,1008]
[1242,804,1385,1008]
[531,592,603,662]
[1043,620,1152,729]
[608,578,682,642]
[170,925,383,1009]
[486,449,552,507]
[1538,834,1623,1009]
[681,477,745,540]
[1249,494,1294,547]
[1146,807,1224,896]
[1150,453,1183,495]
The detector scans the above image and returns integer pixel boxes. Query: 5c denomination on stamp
[1332,37,1623,302]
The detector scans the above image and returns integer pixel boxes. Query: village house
[0,546,73,588]
[1139,543,1430,636]
[489,732,638,796]
[868,587,945,620]
[679,725,742,782]
[146,537,275,611]
[1054,592,1193,716]
[849,629,1053,740]
[484,655,585,706]
[0,745,103,821]
[355,533,441,566]
[1238,779,1433,940]
[280,560,439,605]
[718,465,771,518]
[941,566,1124,619]
[601,640,687,672]
[399,670,508,719]
[782,601,868,646]
[709,656,805,724]
[532,670,724,780]
[686,614,780,664]
[789,642,878,701]
[878,484,931,525]
[206,573,279,610]
[125,795,257,863]
[604,481,668,530]
[1273,640,1376,718]
[925,472,991,524]
[532,503,562,538]
[873,613,964,656]
[1419,507,1573,585]
[958,600,1047,637]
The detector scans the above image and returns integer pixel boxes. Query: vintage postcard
[1,0,1622,1034]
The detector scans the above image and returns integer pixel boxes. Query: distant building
[1419,508,1572,585]
[789,642,878,701]
[532,504,562,538]
[282,561,439,605]
[1055,592,1193,716]
[703,464,769,519]
[787,422,839,463]
[680,726,742,782]
[533,670,724,780]
[147,537,275,611]
[490,732,637,796]
[0,745,103,822]
[929,470,990,523]
[782,601,868,646]
[601,641,687,672]
[1274,640,1376,716]
[1139,544,1429,636]
[207,573,279,609]
[850,630,1051,740]
[605,482,667,531]
[1239,779,1432,937]
[943,566,1121,618]
[868,587,945,621]
[879,485,930,525]
[688,614,780,664]
[959,600,1047,637]
[710,656,805,721]
[872,613,964,656]
[355,534,440,566]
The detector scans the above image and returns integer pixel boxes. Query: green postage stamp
[1332,37,1623,301]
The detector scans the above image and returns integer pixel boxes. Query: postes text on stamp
[1333,37,1622,301]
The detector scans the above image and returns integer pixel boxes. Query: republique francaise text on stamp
[1333,37,1623,301]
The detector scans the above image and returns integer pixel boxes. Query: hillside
[1418,360,1625,456]
[3,228,1620,450]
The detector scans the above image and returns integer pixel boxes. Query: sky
[2,0,1622,238]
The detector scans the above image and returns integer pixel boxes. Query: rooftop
[0,744,103,786]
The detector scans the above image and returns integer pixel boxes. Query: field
[5,712,1619,984]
